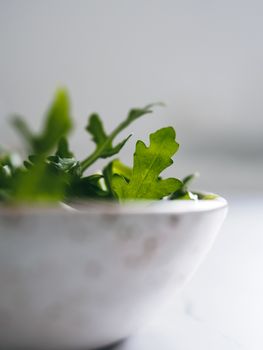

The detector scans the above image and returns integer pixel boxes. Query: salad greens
[0,89,216,204]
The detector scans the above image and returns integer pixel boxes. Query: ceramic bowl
[0,198,227,349]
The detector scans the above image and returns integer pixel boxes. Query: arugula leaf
[112,159,132,180]
[7,90,74,202]
[69,174,109,199]
[170,173,199,200]
[0,165,12,195]
[195,192,218,200]
[12,161,68,202]
[0,151,22,173]
[102,159,132,198]
[12,152,81,202]
[112,127,182,200]
[86,113,132,159]
[12,89,72,154]
[47,155,81,176]
[0,152,22,201]
[11,118,35,152]
[102,162,115,198]
[169,173,218,200]
[81,104,159,171]
[55,137,74,158]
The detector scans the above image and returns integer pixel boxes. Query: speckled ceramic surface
[0,199,227,349]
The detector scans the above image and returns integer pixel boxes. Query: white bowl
[0,198,227,349]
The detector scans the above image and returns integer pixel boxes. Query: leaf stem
[80,108,153,172]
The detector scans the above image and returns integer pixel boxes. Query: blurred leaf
[170,173,199,200]
[47,155,81,176]
[0,152,22,172]
[195,192,218,200]
[12,160,68,202]
[11,117,35,151]
[169,173,217,200]
[12,89,73,155]
[34,89,72,154]
[55,137,74,158]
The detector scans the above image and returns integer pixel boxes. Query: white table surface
[106,195,263,350]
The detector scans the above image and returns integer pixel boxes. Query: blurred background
[0,0,262,197]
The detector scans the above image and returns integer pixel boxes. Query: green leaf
[69,174,109,199]
[169,173,217,200]
[112,127,182,200]
[102,159,132,198]
[86,114,108,147]
[86,113,133,159]
[12,89,73,155]
[0,165,12,191]
[178,191,198,200]
[35,89,72,154]
[55,137,74,158]
[126,103,164,122]
[102,162,115,198]
[0,152,22,172]
[81,103,160,171]
[169,172,199,200]
[181,173,199,188]
[112,159,132,180]
[11,117,35,151]
[47,155,81,176]
[195,192,218,200]
[0,165,11,178]
[101,134,132,158]
[12,160,68,202]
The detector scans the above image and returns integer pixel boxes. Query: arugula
[111,127,182,200]
[55,137,74,158]
[69,174,109,200]
[12,160,68,202]
[81,104,159,171]
[169,173,200,200]
[12,89,72,154]
[0,152,22,201]
[0,89,214,204]
[170,173,218,200]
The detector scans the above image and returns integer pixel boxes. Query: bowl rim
[0,196,228,216]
